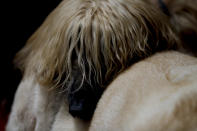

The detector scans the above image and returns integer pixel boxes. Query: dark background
[1,0,62,114]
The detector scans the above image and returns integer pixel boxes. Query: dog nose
[69,100,84,117]
[69,99,93,120]
[67,82,104,120]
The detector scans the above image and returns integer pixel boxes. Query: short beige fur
[90,51,197,131]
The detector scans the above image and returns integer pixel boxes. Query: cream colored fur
[6,0,196,130]
[7,51,197,131]
[6,76,88,131]
[89,51,197,131]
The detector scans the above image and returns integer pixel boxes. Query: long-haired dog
[151,0,197,56]
[89,51,197,131]
[7,0,180,129]
[168,0,197,56]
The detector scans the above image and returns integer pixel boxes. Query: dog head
[15,0,179,89]
[14,0,179,119]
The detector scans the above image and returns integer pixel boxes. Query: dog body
[7,51,197,131]
[6,75,89,131]
[6,76,64,131]
[7,0,197,126]
[10,0,179,121]
[89,51,197,131]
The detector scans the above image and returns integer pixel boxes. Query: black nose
[67,80,104,120]
[69,98,85,117]
[68,98,93,120]
[68,88,104,120]
[69,100,83,117]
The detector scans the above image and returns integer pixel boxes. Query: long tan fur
[14,0,179,90]
[7,0,183,130]
[168,0,197,56]
[148,0,197,56]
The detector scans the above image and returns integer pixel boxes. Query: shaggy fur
[89,51,197,131]
[167,0,197,56]
[150,0,197,56]
[8,51,197,131]
[13,0,179,120]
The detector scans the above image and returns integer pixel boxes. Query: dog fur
[6,75,89,131]
[168,0,197,56]
[9,51,197,131]
[89,51,197,131]
[149,0,197,56]
[12,0,179,120]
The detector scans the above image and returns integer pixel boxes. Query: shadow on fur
[14,0,179,120]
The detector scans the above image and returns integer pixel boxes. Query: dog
[24,51,197,131]
[8,0,179,123]
[148,0,197,56]
[89,51,197,131]
[167,0,197,56]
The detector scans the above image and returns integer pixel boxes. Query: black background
[1,0,62,111]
